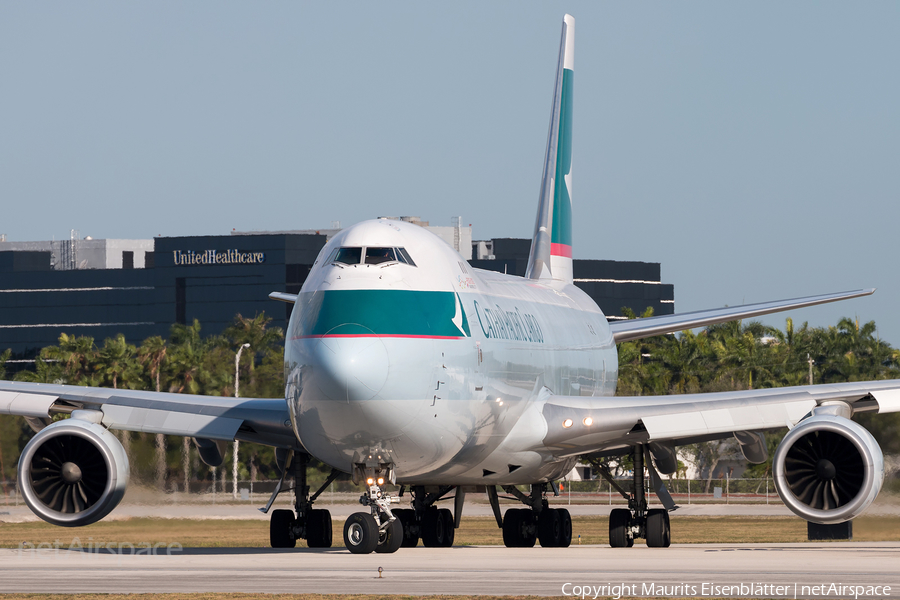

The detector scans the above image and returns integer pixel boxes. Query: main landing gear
[263,452,340,549]
[600,445,673,548]
[486,482,573,548]
[393,485,460,548]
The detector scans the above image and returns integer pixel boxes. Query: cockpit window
[365,247,397,265]
[397,247,416,267]
[332,247,362,265]
[327,246,416,267]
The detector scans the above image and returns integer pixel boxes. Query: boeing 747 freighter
[2,15,897,553]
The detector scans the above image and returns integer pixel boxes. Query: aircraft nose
[312,328,389,402]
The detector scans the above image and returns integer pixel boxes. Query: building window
[122,251,134,269]
[175,278,186,324]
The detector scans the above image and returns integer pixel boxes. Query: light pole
[233,343,250,500]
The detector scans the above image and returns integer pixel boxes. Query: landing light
[563,419,573,429]
[366,477,374,485]
[377,477,385,486]
[583,417,593,427]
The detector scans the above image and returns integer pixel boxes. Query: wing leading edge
[538,379,900,458]
[609,288,875,343]
[0,380,298,450]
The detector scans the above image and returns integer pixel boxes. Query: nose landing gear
[343,469,403,554]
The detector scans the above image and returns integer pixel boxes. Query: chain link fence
[1,477,781,506]
[559,477,779,504]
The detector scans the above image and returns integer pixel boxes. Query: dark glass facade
[0,233,325,358]
[0,233,672,359]
[470,238,675,320]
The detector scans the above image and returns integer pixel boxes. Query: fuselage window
[333,247,362,265]
[365,247,397,265]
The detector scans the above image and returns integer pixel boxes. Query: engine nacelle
[18,414,129,527]
[774,414,883,524]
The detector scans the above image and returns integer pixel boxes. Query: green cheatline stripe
[292,290,471,338]
[551,67,574,247]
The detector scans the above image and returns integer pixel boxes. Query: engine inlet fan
[18,417,129,527]
[784,429,865,510]
[774,413,883,524]
[30,434,109,514]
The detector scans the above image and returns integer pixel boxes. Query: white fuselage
[285,219,617,485]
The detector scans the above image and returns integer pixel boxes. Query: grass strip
[3,515,900,549]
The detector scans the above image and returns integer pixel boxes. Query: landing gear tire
[394,509,419,547]
[502,509,521,547]
[438,508,455,547]
[538,508,561,547]
[375,518,404,554]
[502,508,536,548]
[270,509,296,548]
[344,512,379,554]
[646,508,671,548]
[306,508,333,548]
[609,508,633,548]
[557,508,573,548]
[422,507,454,547]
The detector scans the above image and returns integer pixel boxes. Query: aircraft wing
[540,379,900,457]
[609,289,875,343]
[0,380,298,449]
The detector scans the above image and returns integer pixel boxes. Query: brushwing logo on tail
[550,66,573,260]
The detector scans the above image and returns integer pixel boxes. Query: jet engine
[774,413,883,524]
[17,414,129,527]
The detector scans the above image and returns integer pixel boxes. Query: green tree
[44,333,97,384]
[138,336,169,488]
[14,350,65,384]
[166,320,209,394]
[660,329,707,394]
[138,336,168,393]
[95,334,141,389]
[0,349,10,380]
[223,313,284,389]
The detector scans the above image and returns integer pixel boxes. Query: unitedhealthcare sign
[172,249,266,265]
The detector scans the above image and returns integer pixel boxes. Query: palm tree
[615,340,644,396]
[660,330,706,394]
[616,307,671,396]
[166,319,218,492]
[223,313,284,390]
[94,334,140,468]
[15,348,65,384]
[138,336,169,490]
[43,333,97,384]
[95,334,140,390]
[0,349,10,380]
[138,336,167,393]
[707,320,772,390]
[166,320,208,394]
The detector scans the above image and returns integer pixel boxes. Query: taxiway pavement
[2,543,899,597]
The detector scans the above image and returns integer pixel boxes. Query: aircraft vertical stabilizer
[526,14,574,283]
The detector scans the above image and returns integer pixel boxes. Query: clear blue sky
[2,3,898,345]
